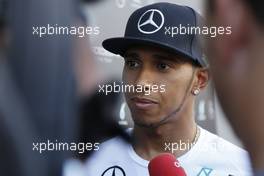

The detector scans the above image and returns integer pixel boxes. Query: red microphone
[148,153,187,176]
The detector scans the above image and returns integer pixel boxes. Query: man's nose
[134,69,153,91]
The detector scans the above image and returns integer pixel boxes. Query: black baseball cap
[102,2,207,67]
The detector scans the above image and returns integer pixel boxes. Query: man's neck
[132,110,197,161]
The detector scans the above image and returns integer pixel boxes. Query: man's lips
[130,97,158,109]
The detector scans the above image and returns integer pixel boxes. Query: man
[85,3,251,175]
[206,0,264,175]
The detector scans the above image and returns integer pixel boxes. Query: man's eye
[157,63,170,71]
[126,60,140,68]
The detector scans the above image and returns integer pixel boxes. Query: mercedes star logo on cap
[137,9,164,34]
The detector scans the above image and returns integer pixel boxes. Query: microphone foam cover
[148,153,187,176]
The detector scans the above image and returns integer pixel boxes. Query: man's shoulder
[87,136,130,162]
[84,136,135,175]
[201,127,248,154]
[197,128,252,175]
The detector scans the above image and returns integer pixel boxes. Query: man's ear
[195,68,209,91]
[209,0,251,65]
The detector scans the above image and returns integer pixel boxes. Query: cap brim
[102,37,195,60]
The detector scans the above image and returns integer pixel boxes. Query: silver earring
[193,89,200,95]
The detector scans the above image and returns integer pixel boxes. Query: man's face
[122,45,195,127]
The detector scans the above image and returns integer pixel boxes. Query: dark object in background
[0,0,7,28]
[78,81,131,160]
[0,0,78,175]
[0,0,129,175]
